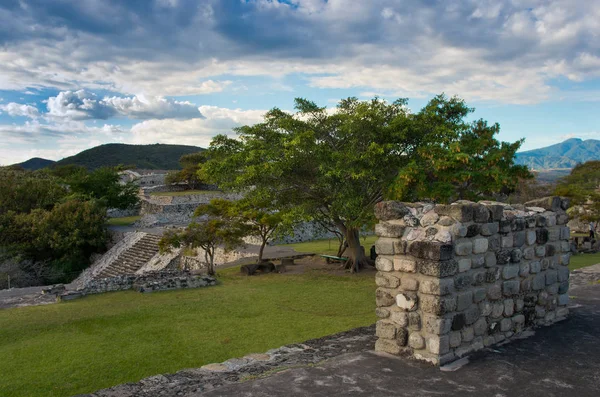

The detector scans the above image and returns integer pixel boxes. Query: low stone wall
[78,271,217,295]
[374,197,571,365]
[107,207,141,218]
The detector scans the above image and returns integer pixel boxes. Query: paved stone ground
[78,266,600,397]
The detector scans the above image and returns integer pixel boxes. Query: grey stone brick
[503,280,520,296]
[502,265,520,280]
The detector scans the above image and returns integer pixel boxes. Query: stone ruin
[374,197,571,365]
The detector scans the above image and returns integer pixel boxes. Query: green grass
[569,252,600,271]
[282,235,378,256]
[0,267,375,397]
[106,215,141,226]
[149,190,215,197]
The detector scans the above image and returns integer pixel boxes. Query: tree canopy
[165,152,207,190]
[201,95,529,271]
[555,160,600,222]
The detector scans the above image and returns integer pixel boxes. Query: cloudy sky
[1,0,599,165]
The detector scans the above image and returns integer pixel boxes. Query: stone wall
[78,271,217,295]
[374,197,571,366]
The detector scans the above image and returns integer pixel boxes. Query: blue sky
[1,0,599,165]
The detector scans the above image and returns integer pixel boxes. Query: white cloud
[0,102,40,119]
[45,90,203,120]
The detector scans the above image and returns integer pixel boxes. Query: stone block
[456,291,473,311]
[471,254,485,268]
[396,293,418,311]
[480,222,499,236]
[526,230,537,245]
[428,335,450,355]
[408,241,454,261]
[485,204,504,221]
[449,331,462,348]
[496,249,511,265]
[488,284,502,300]
[536,229,549,244]
[548,227,560,242]
[423,315,452,335]
[408,333,425,349]
[530,261,541,273]
[438,216,456,226]
[435,204,473,222]
[479,301,492,316]
[535,245,546,257]
[525,216,537,228]
[520,277,532,292]
[376,321,398,339]
[504,299,514,316]
[484,251,497,267]
[420,295,457,315]
[558,281,569,294]
[557,266,569,282]
[473,205,491,223]
[545,270,558,285]
[458,258,471,273]
[559,254,570,266]
[376,307,390,319]
[466,224,481,237]
[503,280,520,296]
[536,215,547,227]
[375,201,410,221]
[402,277,419,291]
[455,239,473,256]
[487,235,502,252]
[473,317,487,336]
[472,237,489,254]
[502,265,520,280]
[491,302,504,318]
[452,224,468,237]
[560,226,570,240]
[454,273,473,290]
[500,318,513,332]
[375,338,407,355]
[473,287,487,303]
[501,235,513,248]
[376,273,398,288]
[390,310,409,326]
[514,218,526,231]
[420,211,439,227]
[525,197,561,212]
[557,214,569,225]
[532,274,545,290]
[419,278,454,296]
[451,313,466,330]
[375,256,393,272]
[485,267,500,283]
[375,238,396,255]
[464,306,480,325]
[376,288,396,307]
[513,231,526,247]
[375,222,406,238]
[418,259,458,278]
[558,294,569,306]
[499,220,512,234]
[519,262,530,277]
[545,244,556,257]
[472,270,486,286]
[461,326,475,342]
[522,247,534,260]
[393,257,417,273]
[511,249,522,263]
[408,312,421,330]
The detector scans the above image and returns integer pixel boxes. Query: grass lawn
[282,235,378,256]
[569,252,600,271]
[149,190,215,197]
[106,215,141,226]
[0,267,376,397]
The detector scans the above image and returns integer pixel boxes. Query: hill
[55,143,204,170]
[15,157,56,170]
[516,138,600,170]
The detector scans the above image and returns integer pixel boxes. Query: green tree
[159,216,246,276]
[54,166,139,210]
[197,198,289,263]
[165,152,206,190]
[0,167,67,214]
[555,160,600,221]
[202,95,528,272]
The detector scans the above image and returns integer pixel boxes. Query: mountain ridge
[515,138,600,170]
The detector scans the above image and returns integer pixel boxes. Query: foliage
[505,177,555,204]
[196,198,290,262]
[201,95,528,271]
[0,167,67,214]
[165,152,207,189]
[54,143,204,170]
[0,268,375,397]
[555,160,600,222]
[159,216,246,275]
[52,165,139,210]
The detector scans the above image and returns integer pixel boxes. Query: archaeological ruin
[374,197,571,365]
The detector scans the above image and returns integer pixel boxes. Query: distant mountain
[15,157,56,170]
[515,138,600,170]
[55,143,204,170]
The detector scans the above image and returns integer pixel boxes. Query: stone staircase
[94,234,163,279]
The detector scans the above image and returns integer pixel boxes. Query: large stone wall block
[396,293,419,311]
[472,237,489,254]
[455,239,473,255]
[473,205,491,223]
[435,204,473,222]
[375,256,393,272]
[376,288,396,307]
[420,295,457,315]
[375,222,406,237]
[524,196,562,212]
[419,278,454,296]
[375,237,397,255]
[408,240,454,261]
[480,222,500,236]
[393,257,417,273]
[375,201,410,221]
[418,259,458,278]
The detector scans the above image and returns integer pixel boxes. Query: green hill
[55,143,204,170]
[15,157,56,170]
[516,138,600,170]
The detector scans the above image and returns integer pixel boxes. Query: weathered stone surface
[501,235,513,248]
[375,201,410,221]
[504,299,515,316]
[420,295,457,315]
[376,321,398,339]
[402,277,419,291]
[420,211,439,227]
[525,196,562,212]
[532,274,545,290]
[502,265,520,280]
[486,204,504,221]
[449,331,462,348]
[480,222,499,236]
[546,270,558,285]
[428,335,450,355]
[519,262,530,277]
[437,216,456,226]
[472,237,489,254]
[376,289,396,307]
[435,204,473,222]
[465,224,481,237]
[511,248,522,263]
[419,278,454,296]
[454,273,473,290]
[496,249,511,265]
[418,259,458,278]
[456,291,473,311]
[458,258,471,273]
[473,205,491,223]
[488,284,502,300]
[536,229,549,244]
[390,310,408,326]
[503,280,520,296]
[408,241,454,261]
[375,256,393,272]
[455,239,473,256]
[484,251,497,267]
[471,254,485,269]
[396,293,418,311]
[375,222,406,238]
[557,266,570,282]
[375,238,396,255]
[473,318,487,336]
[408,312,421,330]
[423,315,452,335]
[408,332,425,349]
[513,231,526,247]
[393,257,417,273]
[522,247,534,260]
[375,307,390,319]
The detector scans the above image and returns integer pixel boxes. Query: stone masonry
[374,197,571,365]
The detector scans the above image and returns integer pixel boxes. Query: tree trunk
[258,238,267,263]
[205,247,215,276]
[340,226,373,273]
